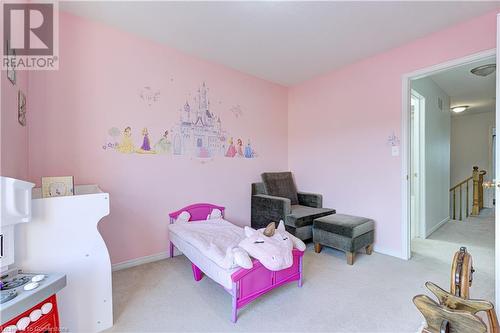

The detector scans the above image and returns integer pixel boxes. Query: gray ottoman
[313,214,375,265]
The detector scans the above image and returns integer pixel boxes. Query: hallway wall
[451,111,495,207]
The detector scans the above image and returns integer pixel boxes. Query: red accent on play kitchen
[0,295,60,332]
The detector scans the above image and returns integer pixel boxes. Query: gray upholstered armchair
[251,172,335,241]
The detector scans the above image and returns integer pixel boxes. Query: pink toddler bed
[168,203,304,323]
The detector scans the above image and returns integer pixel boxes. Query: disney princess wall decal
[137,128,156,154]
[103,83,258,160]
[102,127,120,150]
[197,145,210,158]
[154,130,172,154]
[244,140,254,158]
[117,126,136,153]
[230,105,243,118]
[236,138,244,157]
[139,86,160,107]
[225,137,237,157]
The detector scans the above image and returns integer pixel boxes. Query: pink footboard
[229,248,304,322]
[168,203,304,323]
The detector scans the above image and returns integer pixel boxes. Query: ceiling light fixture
[470,64,496,77]
[451,106,469,113]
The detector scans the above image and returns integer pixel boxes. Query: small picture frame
[18,90,26,126]
[6,40,16,85]
[41,176,75,198]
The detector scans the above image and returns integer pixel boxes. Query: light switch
[391,146,399,156]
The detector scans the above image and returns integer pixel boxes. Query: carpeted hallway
[412,208,495,303]
[107,212,495,333]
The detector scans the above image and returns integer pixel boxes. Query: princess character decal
[236,138,244,157]
[141,128,151,150]
[154,130,172,154]
[137,128,156,154]
[244,139,254,158]
[225,137,237,157]
[117,126,135,154]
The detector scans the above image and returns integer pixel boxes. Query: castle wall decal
[102,82,257,160]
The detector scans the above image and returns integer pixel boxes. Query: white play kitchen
[0,177,65,333]
[0,177,113,333]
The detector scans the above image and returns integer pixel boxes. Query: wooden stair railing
[474,166,487,214]
[449,166,486,221]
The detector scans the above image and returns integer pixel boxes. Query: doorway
[401,48,497,307]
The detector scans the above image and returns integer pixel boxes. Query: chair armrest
[251,194,291,229]
[297,192,323,208]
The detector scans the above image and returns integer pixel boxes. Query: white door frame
[401,48,496,260]
[402,47,497,306]
[410,89,426,242]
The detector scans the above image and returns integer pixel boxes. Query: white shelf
[32,184,103,199]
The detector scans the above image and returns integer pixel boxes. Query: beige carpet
[107,212,495,332]
[411,208,495,303]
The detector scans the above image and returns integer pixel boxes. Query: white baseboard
[374,245,406,260]
[425,217,450,238]
[112,245,408,271]
[112,252,170,271]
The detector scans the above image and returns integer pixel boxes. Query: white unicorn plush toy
[239,220,306,271]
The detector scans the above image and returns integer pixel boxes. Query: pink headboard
[168,203,225,222]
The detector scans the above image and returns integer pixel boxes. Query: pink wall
[18,9,500,264]
[1,68,29,180]
[27,13,288,264]
[288,10,499,257]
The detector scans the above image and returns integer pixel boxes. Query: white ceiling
[60,1,500,86]
[430,57,496,116]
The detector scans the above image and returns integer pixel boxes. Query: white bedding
[168,218,245,269]
[169,228,237,289]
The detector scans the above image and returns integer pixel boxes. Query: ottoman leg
[314,243,322,253]
[366,244,373,255]
[346,252,354,265]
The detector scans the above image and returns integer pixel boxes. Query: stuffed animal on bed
[176,211,191,223]
[224,247,253,270]
[171,210,304,271]
[207,208,223,220]
[274,221,306,251]
[238,221,306,271]
[172,209,254,270]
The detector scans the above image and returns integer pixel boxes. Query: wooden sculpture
[426,282,498,333]
[414,247,498,333]
[450,247,474,299]
[413,294,487,333]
